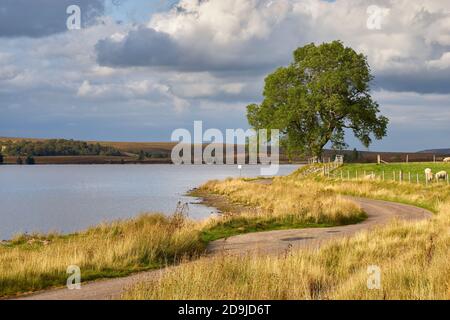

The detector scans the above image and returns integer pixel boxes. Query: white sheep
[435,171,448,182]
[444,157,450,163]
[425,168,434,182]
[363,173,376,180]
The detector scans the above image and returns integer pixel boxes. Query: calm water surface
[0,165,299,239]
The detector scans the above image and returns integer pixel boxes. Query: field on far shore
[1,136,448,165]
[1,155,170,165]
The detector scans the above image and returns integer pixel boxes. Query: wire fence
[324,169,449,186]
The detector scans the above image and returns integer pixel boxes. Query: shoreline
[0,159,305,165]
[0,165,300,241]
[2,163,444,299]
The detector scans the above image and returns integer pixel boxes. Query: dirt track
[207,196,432,255]
[14,196,432,300]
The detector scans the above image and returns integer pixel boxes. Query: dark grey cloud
[0,0,105,38]
[96,27,180,67]
[95,27,286,74]
[374,71,450,94]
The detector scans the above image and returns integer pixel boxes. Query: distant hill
[1,136,448,164]
[0,137,176,155]
[418,148,450,154]
[0,138,122,157]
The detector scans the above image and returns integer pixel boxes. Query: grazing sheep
[425,168,434,182]
[435,171,448,182]
[363,173,376,180]
[444,157,450,163]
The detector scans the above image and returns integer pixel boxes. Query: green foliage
[146,151,169,159]
[2,139,122,157]
[247,41,388,158]
[201,219,337,243]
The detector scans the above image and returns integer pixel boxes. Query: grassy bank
[308,163,449,212]
[0,214,204,297]
[192,178,366,242]
[125,165,450,300]
[332,162,449,184]
[125,206,450,300]
[0,166,368,297]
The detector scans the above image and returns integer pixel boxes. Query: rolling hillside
[418,148,450,154]
[1,136,449,164]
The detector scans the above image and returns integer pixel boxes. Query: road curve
[13,196,432,300]
[207,196,433,255]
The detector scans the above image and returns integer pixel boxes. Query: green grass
[201,219,333,243]
[333,162,449,183]
[200,214,368,243]
[191,177,368,244]
[300,163,449,213]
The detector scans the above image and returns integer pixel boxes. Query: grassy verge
[0,214,204,297]
[124,165,450,300]
[201,219,336,243]
[125,207,450,300]
[190,178,367,243]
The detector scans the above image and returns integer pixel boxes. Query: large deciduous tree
[247,41,388,159]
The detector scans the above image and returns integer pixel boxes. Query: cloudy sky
[0,0,449,152]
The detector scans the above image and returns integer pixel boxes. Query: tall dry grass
[0,214,204,297]
[289,164,449,212]
[0,173,365,297]
[198,178,365,226]
[125,176,450,300]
